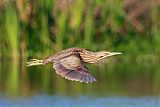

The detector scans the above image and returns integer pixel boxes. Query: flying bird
[27,47,122,83]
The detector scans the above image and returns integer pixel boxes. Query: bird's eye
[99,56,103,58]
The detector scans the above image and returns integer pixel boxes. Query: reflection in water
[0,60,160,106]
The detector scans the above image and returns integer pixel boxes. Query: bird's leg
[42,58,52,65]
[26,59,44,66]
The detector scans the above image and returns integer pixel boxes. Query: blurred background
[0,0,160,106]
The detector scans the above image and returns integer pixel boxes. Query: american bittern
[27,47,122,83]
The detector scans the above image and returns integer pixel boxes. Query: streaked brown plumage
[27,47,122,83]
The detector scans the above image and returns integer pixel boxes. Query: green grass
[0,0,159,59]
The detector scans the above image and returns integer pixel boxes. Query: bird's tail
[26,59,44,67]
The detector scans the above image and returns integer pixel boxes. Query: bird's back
[44,47,83,63]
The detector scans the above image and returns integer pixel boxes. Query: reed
[4,2,19,96]
[5,3,19,59]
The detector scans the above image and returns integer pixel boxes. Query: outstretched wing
[53,55,96,83]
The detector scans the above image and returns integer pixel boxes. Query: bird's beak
[97,51,122,61]
[107,52,122,57]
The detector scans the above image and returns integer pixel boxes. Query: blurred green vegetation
[0,0,160,97]
[0,0,159,60]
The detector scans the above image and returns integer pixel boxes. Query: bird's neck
[79,50,98,64]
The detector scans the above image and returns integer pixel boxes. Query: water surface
[0,61,160,106]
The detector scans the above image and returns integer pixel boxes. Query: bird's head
[80,49,122,63]
[95,51,122,61]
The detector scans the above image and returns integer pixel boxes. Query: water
[0,95,159,107]
[0,60,160,106]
